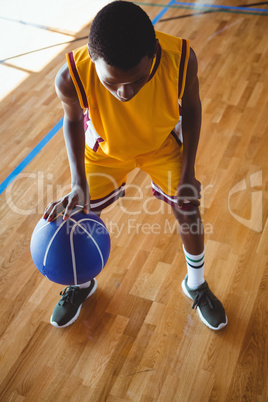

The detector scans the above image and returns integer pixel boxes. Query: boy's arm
[177,47,202,208]
[43,63,90,221]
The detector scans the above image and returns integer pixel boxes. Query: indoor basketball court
[0,1,267,400]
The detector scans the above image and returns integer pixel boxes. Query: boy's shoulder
[155,30,188,55]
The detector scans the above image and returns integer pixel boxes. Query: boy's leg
[172,204,204,254]
[50,150,135,328]
[138,133,227,330]
[172,204,205,290]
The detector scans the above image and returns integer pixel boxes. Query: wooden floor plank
[0,1,267,400]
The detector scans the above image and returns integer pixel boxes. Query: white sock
[77,280,92,289]
[183,244,205,289]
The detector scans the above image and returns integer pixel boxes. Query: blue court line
[152,0,177,24]
[0,1,173,195]
[175,1,268,13]
[135,2,268,15]
[0,118,63,195]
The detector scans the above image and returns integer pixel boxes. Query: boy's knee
[172,202,199,222]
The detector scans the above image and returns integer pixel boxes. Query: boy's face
[93,55,154,102]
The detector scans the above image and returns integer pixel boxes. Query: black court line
[1,62,35,74]
[0,0,174,195]
[158,1,268,22]
[134,1,268,18]
[0,36,88,63]
[0,16,74,36]
[2,2,268,62]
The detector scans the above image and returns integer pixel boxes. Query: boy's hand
[177,174,201,208]
[43,183,90,222]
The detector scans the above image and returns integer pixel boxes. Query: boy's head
[88,1,156,70]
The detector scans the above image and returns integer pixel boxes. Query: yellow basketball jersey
[66,31,190,161]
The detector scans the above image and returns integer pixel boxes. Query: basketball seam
[69,210,84,285]
[33,210,108,285]
[32,211,64,239]
[69,208,83,217]
[38,209,82,267]
[43,218,67,267]
[69,219,105,267]
[69,218,106,284]
[69,229,78,285]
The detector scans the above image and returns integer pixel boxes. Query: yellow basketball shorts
[84,132,183,212]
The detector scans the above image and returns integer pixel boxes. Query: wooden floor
[0,1,268,401]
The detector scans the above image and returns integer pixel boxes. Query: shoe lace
[59,286,78,305]
[192,288,215,310]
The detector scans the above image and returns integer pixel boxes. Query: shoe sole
[181,279,228,331]
[50,279,98,328]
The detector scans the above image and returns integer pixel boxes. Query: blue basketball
[30,209,110,285]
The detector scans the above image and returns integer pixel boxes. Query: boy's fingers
[83,200,90,215]
[63,199,77,220]
[177,199,184,208]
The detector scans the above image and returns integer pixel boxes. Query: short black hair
[88,1,156,70]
